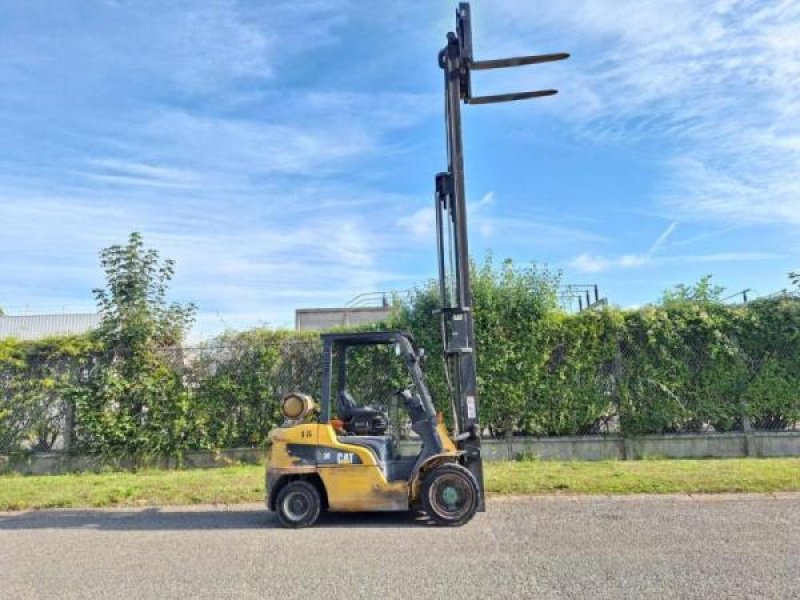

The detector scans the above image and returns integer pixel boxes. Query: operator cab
[322,331,438,483]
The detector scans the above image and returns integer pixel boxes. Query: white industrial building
[0,313,102,341]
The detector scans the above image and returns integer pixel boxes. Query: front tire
[275,480,322,528]
[421,463,479,527]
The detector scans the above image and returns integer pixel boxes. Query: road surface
[2,494,798,599]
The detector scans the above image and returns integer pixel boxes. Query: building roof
[0,313,102,341]
[295,306,391,331]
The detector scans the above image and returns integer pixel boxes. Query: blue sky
[1,0,798,338]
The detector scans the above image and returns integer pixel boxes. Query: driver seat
[335,390,393,471]
[337,390,389,436]
[338,390,358,420]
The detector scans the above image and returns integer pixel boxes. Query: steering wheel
[394,386,412,402]
[394,387,423,410]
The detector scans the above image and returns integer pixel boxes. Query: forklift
[266,3,567,527]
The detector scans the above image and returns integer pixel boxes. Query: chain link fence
[2,332,798,454]
[0,351,88,453]
[523,339,800,438]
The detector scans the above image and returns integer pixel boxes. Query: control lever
[452,423,480,442]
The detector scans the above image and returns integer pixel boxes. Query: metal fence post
[612,340,632,459]
[742,411,754,457]
[63,398,74,453]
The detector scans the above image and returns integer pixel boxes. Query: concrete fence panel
[2,432,798,475]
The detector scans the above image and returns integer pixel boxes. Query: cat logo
[336,452,355,464]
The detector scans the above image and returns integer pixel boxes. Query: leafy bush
[0,336,98,452]
[189,329,321,448]
[527,309,621,436]
[389,256,563,437]
[736,298,800,429]
[389,262,800,437]
[2,255,798,453]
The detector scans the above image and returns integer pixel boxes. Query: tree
[71,232,197,456]
[94,232,196,352]
[659,274,725,306]
[791,271,799,289]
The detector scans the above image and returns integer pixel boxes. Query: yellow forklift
[266,3,567,527]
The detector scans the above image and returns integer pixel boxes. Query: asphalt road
[2,494,798,599]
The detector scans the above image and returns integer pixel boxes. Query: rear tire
[275,480,322,528]
[420,463,479,527]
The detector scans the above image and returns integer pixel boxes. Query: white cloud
[397,206,433,238]
[160,1,276,88]
[142,109,375,177]
[397,191,603,249]
[569,221,677,273]
[71,89,437,193]
[397,191,495,239]
[567,221,784,275]
[647,222,678,257]
[570,253,612,274]
[0,1,349,95]
[672,252,781,263]
[569,250,780,274]
[78,159,200,189]
[570,253,645,274]
[492,0,800,227]
[6,0,796,333]
[0,179,414,332]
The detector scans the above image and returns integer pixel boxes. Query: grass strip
[1,458,798,512]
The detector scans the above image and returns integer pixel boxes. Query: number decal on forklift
[301,430,313,439]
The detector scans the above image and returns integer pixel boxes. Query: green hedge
[0,336,99,452]
[2,273,799,454]
[389,262,800,438]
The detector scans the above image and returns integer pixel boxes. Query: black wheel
[420,463,480,527]
[275,480,322,528]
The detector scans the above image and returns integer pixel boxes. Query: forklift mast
[435,3,567,483]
